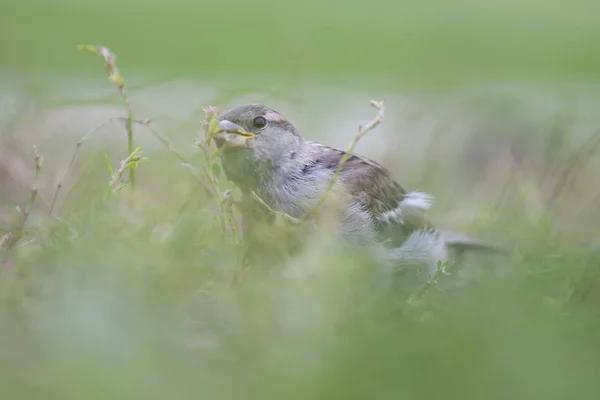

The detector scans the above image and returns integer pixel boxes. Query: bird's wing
[310,144,435,245]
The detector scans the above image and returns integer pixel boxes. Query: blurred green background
[2,1,600,399]
[4,0,600,84]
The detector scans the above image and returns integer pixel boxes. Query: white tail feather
[378,191,435,224]
[400,192,435,211]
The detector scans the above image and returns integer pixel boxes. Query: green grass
[2,1,600,398]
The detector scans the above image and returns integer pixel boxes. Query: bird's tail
[375,228,506,281]
[440,230,506,254]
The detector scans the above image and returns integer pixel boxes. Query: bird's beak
[214,120,256,149]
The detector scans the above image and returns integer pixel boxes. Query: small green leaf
[207,118,219,140]
[130,147,142,157]
[210,148,222,159]
[77,44,98,54]
[105,183,113,199]
[104,154,114,176]
[211,163,222,179]
[180,163,194,171]
[542,296,561,308]
[113,183,128,193]
[109,74,125,87]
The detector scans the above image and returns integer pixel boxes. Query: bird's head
[214,104,305,185]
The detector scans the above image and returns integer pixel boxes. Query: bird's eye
[252,116,267,129]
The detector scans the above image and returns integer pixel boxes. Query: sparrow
[214,104,498,275]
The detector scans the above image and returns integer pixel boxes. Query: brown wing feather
[312,144,432,245]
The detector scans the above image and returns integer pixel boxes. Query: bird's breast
[264,168,352,218]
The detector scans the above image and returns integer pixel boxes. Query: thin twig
[222,189,240,245]
[407,262,448,305]
[78,44,136,189]
[249,190,301,225]
[301,99,385,221]
[2,147,42,250]
[550,128,600,206]
[130,118,215,197]
[197,106,240,244]
[48,119,115,216]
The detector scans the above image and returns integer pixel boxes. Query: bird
[213,103,500,276]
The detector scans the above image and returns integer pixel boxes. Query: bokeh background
[2,1,600,399]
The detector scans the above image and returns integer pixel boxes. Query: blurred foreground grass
[2,1,600,399]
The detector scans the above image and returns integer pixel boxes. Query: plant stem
[49,120,114,217]
[2,147,42,250]
[78,44,136,190]
[301,100,385,222]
